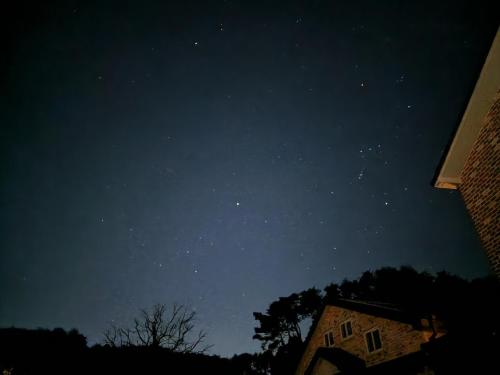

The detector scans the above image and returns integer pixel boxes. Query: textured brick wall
[459,92,500,277]
[295,306,429,375]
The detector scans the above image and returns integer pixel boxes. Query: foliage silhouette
[253,288,322,353]
[252,266,500,374]
[0,327,256,375]
[1,267,498,375]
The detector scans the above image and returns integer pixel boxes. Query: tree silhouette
[253,288,322,352]
[253,266,500,374]
[103,303,211,353]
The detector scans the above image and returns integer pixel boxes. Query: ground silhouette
[1,267,498,374]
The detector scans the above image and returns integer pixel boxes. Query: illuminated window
[340,320,353,339]
[365,329,382,353]
[323,331,334,347]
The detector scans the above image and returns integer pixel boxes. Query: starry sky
[1,0,498,356]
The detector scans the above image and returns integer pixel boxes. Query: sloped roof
[297,298,430,375]
[304,298,425,345]
[329,298,424,327]
[304,347,366,375]
[298,298,440,375]
[305,340,452,375]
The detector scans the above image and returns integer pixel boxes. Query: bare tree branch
[103,324,119,347]
[103,303,210,353]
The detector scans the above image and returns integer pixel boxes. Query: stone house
[434,29,499,277]
[295,299,446,375]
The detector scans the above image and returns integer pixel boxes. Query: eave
[434,28,500,190]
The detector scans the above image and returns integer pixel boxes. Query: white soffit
[435,28,500,189]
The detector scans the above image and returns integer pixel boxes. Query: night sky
[1,0,498,356]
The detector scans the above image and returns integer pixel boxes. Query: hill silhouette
[2,267,499,374]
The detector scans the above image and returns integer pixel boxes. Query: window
[323,331,334,347]
[340,320,353,339]
[365,329,382,353]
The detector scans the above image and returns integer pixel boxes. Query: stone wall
[296,305,430,375]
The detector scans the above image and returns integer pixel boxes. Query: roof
[434,28,500,189]
[304,347,366,375]
[305,345,434,375]
[329,298,424,327]
[297,298,430,375]
[305,298,425,344]
[362,350,426,374]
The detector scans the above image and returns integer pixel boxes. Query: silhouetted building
[434,29,499,277]
[295,299,446,375]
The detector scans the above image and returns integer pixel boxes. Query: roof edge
[295,298,430,375]
[434,27,500,189]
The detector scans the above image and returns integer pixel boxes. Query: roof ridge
[335,298,405,312]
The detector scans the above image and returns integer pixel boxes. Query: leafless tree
[103,324,134,348]
[103,303,211,353]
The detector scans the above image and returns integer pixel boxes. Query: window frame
[323,330,334,347]
[365,328,383,354]
[340,319,353,340]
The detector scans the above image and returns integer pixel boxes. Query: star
[3,0,493,359]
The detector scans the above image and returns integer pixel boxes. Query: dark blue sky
[1,0,498,356]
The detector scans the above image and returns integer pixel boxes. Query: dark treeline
[1,266,499,374]
[251,266,500,375]
[0,327,255,375]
